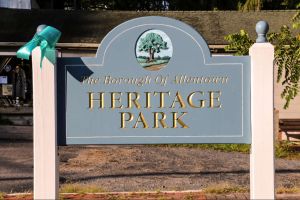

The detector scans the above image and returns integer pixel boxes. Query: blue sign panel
[57,16,251,145]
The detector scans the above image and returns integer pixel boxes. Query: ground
[0,140,300,194]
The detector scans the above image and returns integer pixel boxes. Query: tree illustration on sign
[138,32,168,61]
[136,30,173,71]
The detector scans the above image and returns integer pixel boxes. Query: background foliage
[36,0,300,10]
[34,0,300,108]
[269,26,300,108]
[292,3,300,28]
[224,12,300,109]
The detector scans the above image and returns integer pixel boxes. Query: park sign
[29,18,274,199]
[57,16,251,145]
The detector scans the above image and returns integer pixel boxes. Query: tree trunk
[148,48,154,61]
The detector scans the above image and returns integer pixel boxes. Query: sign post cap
[255,21,269,43]
[36,24,47,33]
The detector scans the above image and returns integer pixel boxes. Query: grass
[183,194,197,200]
[60,183,106,194]
[276,186,300,194]
[142,60,169,67]
[275,141,300,159]
[160,144,250,153]
[203,183,248,194]
[204,183,247,194]
[136,57,147,63]
[0,192,5,200]
[57,189,202,200]
[137,58,170,67]
[204,184,300,194]
[4,185,300,199]
[160,141,300,159]
[195,144,250,153]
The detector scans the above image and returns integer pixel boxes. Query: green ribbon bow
[17,26,61,68]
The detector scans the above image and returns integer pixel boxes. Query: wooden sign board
[57,16,251,145]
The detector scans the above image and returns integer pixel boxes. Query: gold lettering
[154,92,170,108]
[88,92,104,109]
[133,112,149,128]
[127,92,141,109]
[153,112,168,128]
[172,112,189,128]
[170,91,186,108]
[187,91,205,108]
[111,92,123,109]
[120,112,133,128]
[145,92,151,108]
[209,91,222,108]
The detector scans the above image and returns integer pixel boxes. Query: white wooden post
[32,47,59,199]
[250,21,275,199]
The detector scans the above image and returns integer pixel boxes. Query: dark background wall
[0,9,297,45]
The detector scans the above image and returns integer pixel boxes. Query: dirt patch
[143,63,166,71]
[1,191,203,200]
[4,193,300,200]
[58,145,300,193]
[59,145,250,192]
[1,143,300,194]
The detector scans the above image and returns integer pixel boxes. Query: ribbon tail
[39,40,48,68]
[16,39,39,60]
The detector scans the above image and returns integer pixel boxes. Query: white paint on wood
[249,43,275,199]
[32,47,58,199]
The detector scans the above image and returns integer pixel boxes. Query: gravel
[0,141,299,193]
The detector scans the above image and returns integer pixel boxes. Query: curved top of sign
[80,16,242,68]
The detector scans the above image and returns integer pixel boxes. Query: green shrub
[60,183,105,194]
[225,24,300,109]
[162,142,299,159]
